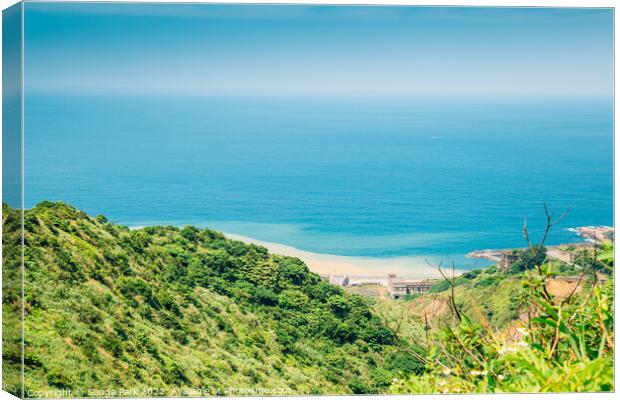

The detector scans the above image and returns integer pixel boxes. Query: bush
[123,230,152,253]
[162,360,188,384]
[508,246,547,274]
[118,277,158,307]
[385,351,425,375]
[474,275,500,288]
[251,286,279,306]
[47,370,74,390]
[348,378,372,394]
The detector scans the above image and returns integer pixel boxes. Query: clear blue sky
[24,3,613,98]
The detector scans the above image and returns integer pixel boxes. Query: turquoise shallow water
[23,94,613,268]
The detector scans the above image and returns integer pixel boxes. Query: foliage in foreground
[389,278,613,394]
[388,227,614,394]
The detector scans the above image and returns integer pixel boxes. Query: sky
[24,3,614,98]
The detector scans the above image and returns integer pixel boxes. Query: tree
[509,246,547,274]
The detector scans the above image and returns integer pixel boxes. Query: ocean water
[23,94,613,269]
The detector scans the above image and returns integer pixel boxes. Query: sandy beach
[225,232,462,279]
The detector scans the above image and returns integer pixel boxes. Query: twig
[548,303,563,359]
[523,204,569,301]
[436,262,462,323]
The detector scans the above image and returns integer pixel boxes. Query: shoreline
[568,226,614,243]
[467,226,614,264]
[131,223,612,279]
[224,232,463,279]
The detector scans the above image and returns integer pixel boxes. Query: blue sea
[23,94,613,269]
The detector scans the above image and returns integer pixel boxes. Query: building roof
[389,278,434,285]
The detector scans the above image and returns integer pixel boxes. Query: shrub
[251,286,279,306]
[162,360,188,385]
[508,246,547,274]
[385,351,425,375]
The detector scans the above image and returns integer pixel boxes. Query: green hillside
[2,202,614,396]
[3,202,401,397]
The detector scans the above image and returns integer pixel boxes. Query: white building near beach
[387,274,436,299]
[328,274,349,286]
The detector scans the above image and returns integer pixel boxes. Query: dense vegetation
[3,202,404,397]
[388,235,614,393]
[2,202,614,396]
